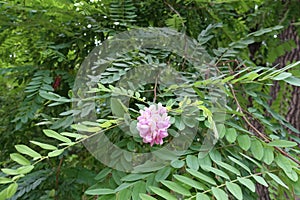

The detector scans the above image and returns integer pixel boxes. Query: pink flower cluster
[137,103,171,146]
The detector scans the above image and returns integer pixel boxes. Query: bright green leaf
[250,140,264,160]
[1,169,19,176]
[139,193,157,200]
[115,182,135,192]
[271,72,292,80]
[60,132,87,140]
[226,182,243,200]
[186,168,216,185]
[85,188,115,195]
[196,193,210,200]
[211,187,228,200]
[202,165,230,180]
[10,153,31,166]
[228,156,251,173]
[225,128,237,143]
[6,183,18,199]
[122,173,151,182]
[267,140,297,147]
[149,186,177,200]
[216,124,226,138]
[237,135,251,151]
[48,149,64,157]
[237,177,255,192]
[284,76,300,86]
[186,155,199,170]
[30,141,57,150]
[215,161,241,176]
[15,145,41,159]
[263,147,274,165]
[155,167,171,182]
[16,165,34,174]
[275,154,298,182]
[253,175,268,187]
[161,180,191,196]
[0,178,13,184]
[170,159,184,169]
[267,172,289,189]
[43,129,72,143]
[173,175,204,190]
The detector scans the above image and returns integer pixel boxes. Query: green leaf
[173,175,204,190]
[250,140,264,160]
[275,154,298,182]
[1,169,19,176]
[237,177,255,192]
[237,135,251,151]
[216,124,226,138]
[115,182,135,192]
[139,193,157,200]
[271,72,292,80]
[71,124,101,133]
[155,167,171,182]
[85,188,115,195]
[30,141,57,150]
[16,165,34,174]
[10,153,31,166]
[60,132,86,140]
[262,147,274,165]
[215,161,241,176]
[186,168,216,185]
[202,165,230,180]
[6,183,18,198]
[228,156,251,173]
[170,159,184,168]
[225,128,237,143]
[133,161,165,173]
[225,182,243,200]
[0,177,13,184]
[284,76,300,86]
[48,149,64,157]
[111,98,127,117]
[43,129,72,143]
[209,149,222,162]
[95,168,112,181]
[186,155,199,170]
[196,193,210,200]
[15,145,41,159]
[149,186,177,200]
[267,140,297,147]
[253,175,268,187]
[117,188,131,200]
[132,181,146,200]
[161,180,191,196]
[267,172,289,189]
[240,153,263,168]
[122,173,151,182]
[211,187,228,200]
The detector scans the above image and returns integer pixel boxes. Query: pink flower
[136,103,170,146]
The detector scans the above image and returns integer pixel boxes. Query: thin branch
[229,84,300,166]
[153,76,158,103]
[55,157,64,200]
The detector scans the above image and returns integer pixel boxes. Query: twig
[153,76,158,103]
[229,84,300,166]
[163,0,186,29]
[55,157,64,200]
[163,0,188,70]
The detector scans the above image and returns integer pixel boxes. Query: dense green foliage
[0,0,300,199]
